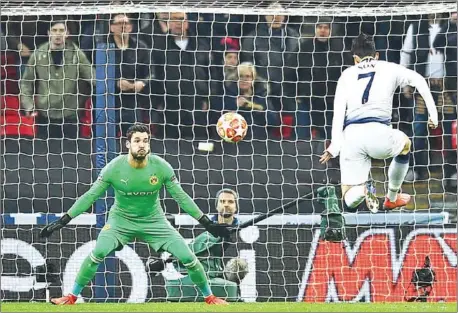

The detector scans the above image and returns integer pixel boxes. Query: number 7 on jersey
[358,71,376,104]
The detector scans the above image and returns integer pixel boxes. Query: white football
[216,112,248,143]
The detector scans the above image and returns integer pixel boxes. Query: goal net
[1,0,456,303]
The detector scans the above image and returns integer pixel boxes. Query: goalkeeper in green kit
[40,124,230,305]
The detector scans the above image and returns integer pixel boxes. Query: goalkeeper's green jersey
[67,154,203,220]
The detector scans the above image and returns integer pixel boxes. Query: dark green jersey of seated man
[147,189,248,302]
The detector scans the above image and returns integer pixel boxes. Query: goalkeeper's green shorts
[99,211,184,252]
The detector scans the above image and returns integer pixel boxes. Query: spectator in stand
[193,13,256,66]
[434,12,457,95]
[6,15,50,73]
[208,37,240,138]
[433,12,457,183]
[240,2,301,132]
[298,17,349,140]
[0,22,19,95]
[152,12,211,139]
[400,13,451,180]
[213,62,280,139]
[218,37,240,84]
[20,20,94,139]
[78,14,100,63]
[108,13,155,137]
[374,15,406,64]
[210,37,240,103]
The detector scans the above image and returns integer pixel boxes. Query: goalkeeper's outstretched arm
[67,177,110,218]
[40,169,111,238]
[162,160,230,238]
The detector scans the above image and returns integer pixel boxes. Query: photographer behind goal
[147,189,248,302]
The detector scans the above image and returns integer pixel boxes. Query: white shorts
[340,122,407,186]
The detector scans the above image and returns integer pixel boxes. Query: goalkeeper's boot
[365,180,379,214]
[50,294,77,305]
[383,193,411,210]
[205,294,229,305]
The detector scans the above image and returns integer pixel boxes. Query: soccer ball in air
[216,112,248,143]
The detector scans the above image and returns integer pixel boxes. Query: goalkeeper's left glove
[40,214,72,238]
[198,215,231,238]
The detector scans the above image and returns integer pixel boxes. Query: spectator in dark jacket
[213,62,280,139]
[210,37,240,105]
[6,15,50,74]
[401,13,452,180]
[298,17,349,139]
[240,2,301,118]
[195,13,243,61]
[433,12,457,180]
[434,12,457,94]
[153,12,212,139]
[109,13,155,136]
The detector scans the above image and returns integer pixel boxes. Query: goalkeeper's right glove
[40,214,72,238]
[198,215,231,238]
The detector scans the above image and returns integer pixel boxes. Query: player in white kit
[320,34,438,213]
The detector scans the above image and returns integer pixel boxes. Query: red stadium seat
[80,98,93,138]
[1,95,20,116]
[272,114,294,139]
[430,126,443,150]
[0,114,36,137]
[0,52,19,95]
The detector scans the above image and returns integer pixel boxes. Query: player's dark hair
[50,19,67,29]
[215,188,239,211]
[126,124,150,141]
[351,33,376,58]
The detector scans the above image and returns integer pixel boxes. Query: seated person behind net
[211,62,280,139]
[147,189,248,302]
[21,20,94,139]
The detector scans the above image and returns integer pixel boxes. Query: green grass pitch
[1,302,456,312]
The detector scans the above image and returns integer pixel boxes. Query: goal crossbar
[1,0,456,16]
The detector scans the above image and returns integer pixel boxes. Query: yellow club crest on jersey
[102,224,110,231]
[150,175,158,185]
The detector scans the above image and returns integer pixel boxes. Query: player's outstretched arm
[162,161,231,238]
[321,72,348,163]
[397,65,439,128]
[40,171,111,238]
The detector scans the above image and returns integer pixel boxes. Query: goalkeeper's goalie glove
[40,214,72,238]
[198,215,231,238]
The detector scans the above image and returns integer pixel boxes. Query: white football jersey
[327,58,438,157]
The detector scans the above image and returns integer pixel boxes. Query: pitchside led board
[1,212,456,303]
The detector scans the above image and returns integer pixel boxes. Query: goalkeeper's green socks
[71,283,85,296]
[186,260,212,297]
[71,255,101,296]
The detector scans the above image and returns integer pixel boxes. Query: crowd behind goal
[1,6,457,185]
